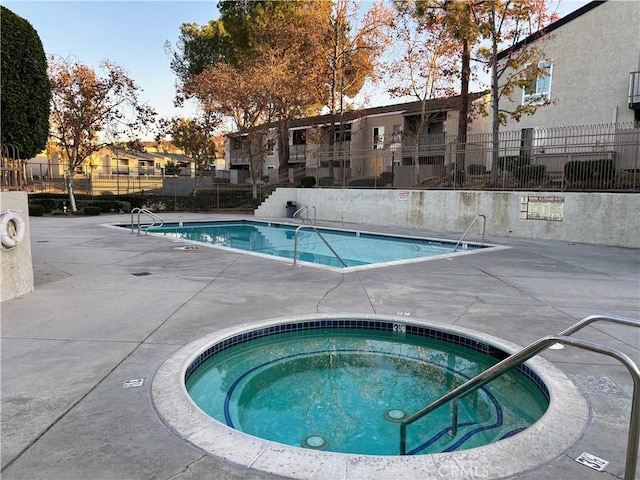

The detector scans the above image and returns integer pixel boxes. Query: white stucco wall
[256,188,640,248]
[1,192,34,302]
[501,1,640,130]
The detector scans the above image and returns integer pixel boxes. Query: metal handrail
[453,214,486,252]
[130,208,163,235]
[398,315,640,480]
[293,205,316,224]
[293,225,347,267]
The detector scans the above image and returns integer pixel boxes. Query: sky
[3,1,221,121]
[3,0,591,128]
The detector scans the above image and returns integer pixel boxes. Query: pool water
[145,220,489,269]
[186,328,548,456]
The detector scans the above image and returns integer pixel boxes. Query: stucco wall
[501,1,640,130]
[1,192,34,302]
[256,188,639,248]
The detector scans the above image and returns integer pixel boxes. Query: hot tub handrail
[293,225,347,267]
[399,315,639,480]
[130,208,163,235]
[453,213,486,252]
[293,205,316,224]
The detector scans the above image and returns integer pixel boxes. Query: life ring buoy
[1,210,26,249]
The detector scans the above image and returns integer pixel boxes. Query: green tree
[0,6,50,159]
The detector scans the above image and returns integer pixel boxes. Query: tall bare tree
[386,7,459,183]
[325,0,394,180]
[48,56,155,211]
[471,0,556,182]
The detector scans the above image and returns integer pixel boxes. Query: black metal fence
[300,122,640,192]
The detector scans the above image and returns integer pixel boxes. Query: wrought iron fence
[7,122,640,195]
[302,122,640,192]
[1,144,23,191]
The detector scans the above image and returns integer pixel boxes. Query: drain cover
[132,272,151,277]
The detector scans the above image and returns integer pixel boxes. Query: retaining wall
[256,188,639,248]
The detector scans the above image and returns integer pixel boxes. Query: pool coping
[151,313,590,480]
[106,219,509,273]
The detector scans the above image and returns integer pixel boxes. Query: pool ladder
[293,225,347,267]
[454,213,486,251]
[130,208,164,235]
[293,205,316,224]
[399,314,640,480]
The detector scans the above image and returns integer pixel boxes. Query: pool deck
[1,212,638,480]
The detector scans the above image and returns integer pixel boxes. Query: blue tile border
[184,319,550,402]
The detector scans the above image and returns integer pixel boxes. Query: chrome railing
[453,213,486,251]
[293,205,316,224]
[293,225,347,267]
[398,314,639,480]
[130,208,163,235]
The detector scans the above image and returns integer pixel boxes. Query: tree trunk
[489,3,501,186]
[66,164,77,212]
[277,119,291,182]
[456,35,470,186]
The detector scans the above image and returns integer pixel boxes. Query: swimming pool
[138,220,500,271]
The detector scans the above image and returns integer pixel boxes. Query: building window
[333,123,352,142]
[523,61,552,105]
[292,129,306,145]
[372,126,385,150]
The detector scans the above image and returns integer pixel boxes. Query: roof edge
[496,1,606,61]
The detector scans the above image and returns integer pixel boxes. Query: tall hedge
[1,6,50,159]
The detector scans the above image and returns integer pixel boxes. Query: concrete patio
[1,213,638,479]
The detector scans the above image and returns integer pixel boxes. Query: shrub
[28,203,45,216]
[28,197,58,212]
[467,164,486,175]
[348,177,377,187]
[378,171,394,186]
[513,164,546,183]
[86,199,130,213]
[299,176,316,188]
[82,206,101,216]
[591,159,616,182]
[318,176,335,186]
[497,155,530,172]
[565,159,616,185]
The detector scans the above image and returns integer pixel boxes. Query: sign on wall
[520,195,565,221]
